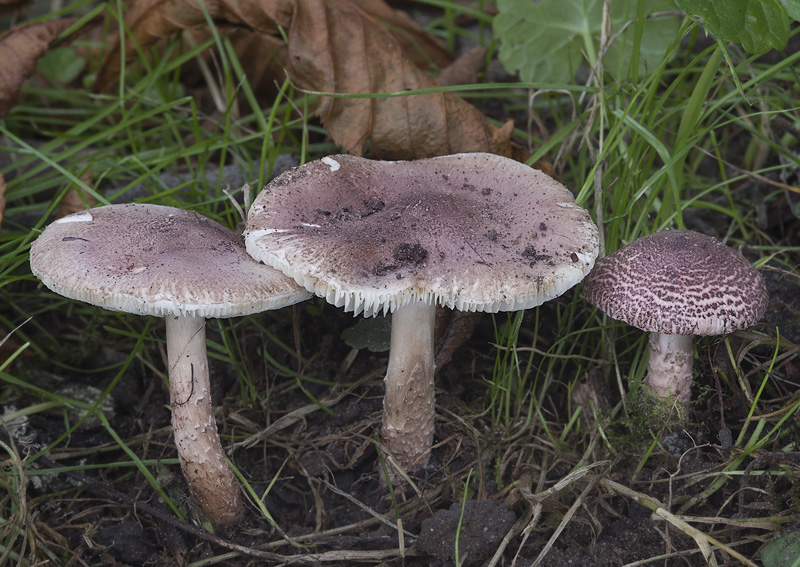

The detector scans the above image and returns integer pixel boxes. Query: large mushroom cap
[30,203,312,318]
[582,230,768,336]
[244,153,599,317]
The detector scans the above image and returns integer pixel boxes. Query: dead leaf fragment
[93,0,289,93]
[436,45,487,88]
[287,1,513,159]
[434,309,480,372]
[95,0,448,93]
[0,18,77,118]
[57,172,96,219]
[96,0,526,159]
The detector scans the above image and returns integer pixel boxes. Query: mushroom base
[646,332,694,405]
[167,316,242,529]
[381,300,436,474]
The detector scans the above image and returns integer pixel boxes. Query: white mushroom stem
[646,332,694,405]
[381,300,436,473]
[166,315,242,528]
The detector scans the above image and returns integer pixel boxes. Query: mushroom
[582,229,768,409]
[244,153,599,472]
[29,203,312,529]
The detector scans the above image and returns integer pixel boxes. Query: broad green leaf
[761,529,800,567]
[37,47,86,85]
[782,0,800,21]
[493,0,680,85]
[676,0,790,54]
[341,316,391,353]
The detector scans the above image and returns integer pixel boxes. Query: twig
[320,474,415,539]
[488,343,609,365]
[234,370,381,449]
[602,478,759,567]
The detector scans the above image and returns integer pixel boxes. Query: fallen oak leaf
[287,0,521,159]
[92,0,289,93]
[94,0,451,93]
[96,0,523,159]
[181,27,289,106]
[0,18,78,118]
[341,0,453,70]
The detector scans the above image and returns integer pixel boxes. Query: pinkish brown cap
[582,230,768,335]
[244,153,599,317]
[30,203,312,317]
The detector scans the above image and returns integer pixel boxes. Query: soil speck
[361,198,385,216]
[394,243,427,264]
[418,500,515,567]
[372,243,427,276]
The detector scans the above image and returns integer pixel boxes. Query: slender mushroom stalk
[381,300,436,470]
[646,332,694,403]
[166,315,240,527]
[245,153,599,474]
[29,203,311,530]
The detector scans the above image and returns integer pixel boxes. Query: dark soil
[4,225,799,566]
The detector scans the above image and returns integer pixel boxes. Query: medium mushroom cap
[582,230,768,336]
[30,203,312,317]
[244,153,599,317]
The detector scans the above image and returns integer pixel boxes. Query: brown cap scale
[245,153,599,472]
[30,203,311,528]
[582,229,768,405]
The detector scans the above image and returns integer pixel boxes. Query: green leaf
[782,0,800,21]
[761,529,800,567]
[493,0,680,85]
[37,47,86,85]
[675,0,790,54]
[341,316,392,353]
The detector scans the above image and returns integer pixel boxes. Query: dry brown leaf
[434,309,480,372]
[57,172,96,219]
[95,0,449,93]
[0,19,77,118]
[95,0,527,160]
[436,45,487,88]
[0,0,32,18]
[287,0,514,159]
[345,0,453,70]
[179,27,289,110]
[93,0,289,93]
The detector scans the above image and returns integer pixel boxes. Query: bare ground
[4,233,799,566]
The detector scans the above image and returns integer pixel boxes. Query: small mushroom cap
[30,203,312,318]
[244,153,599,317]
[582,230,768,335]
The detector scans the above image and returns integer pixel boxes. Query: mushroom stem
[166,315,242,528]
[646,332,694,404]
[381,300,436,473]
